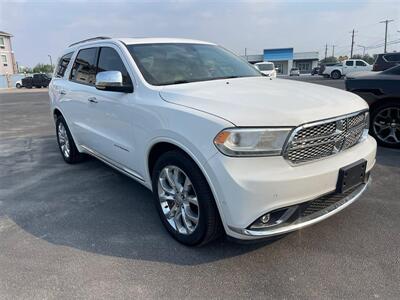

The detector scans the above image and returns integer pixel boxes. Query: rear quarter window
[55,52,73,78]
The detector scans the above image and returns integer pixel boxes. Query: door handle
[59,90,66,95]
[88,97,98,103]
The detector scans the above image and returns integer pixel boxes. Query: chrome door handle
[59,90,66,95]
[88,97,98,103]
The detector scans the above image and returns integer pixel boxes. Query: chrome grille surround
[283,110,369,164]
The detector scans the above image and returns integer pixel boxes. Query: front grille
[284,111,368,164]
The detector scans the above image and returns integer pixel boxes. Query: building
[0,31,18,75]
[243,48,319,75]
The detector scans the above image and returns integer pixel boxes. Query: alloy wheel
[373,107,400,145]
[157,166,199,235]
[58,122,71,158]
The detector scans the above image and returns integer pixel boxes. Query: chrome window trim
[282,109,368,165]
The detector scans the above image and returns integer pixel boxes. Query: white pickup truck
[323,59,372,79]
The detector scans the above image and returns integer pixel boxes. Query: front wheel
[370,102,400,148]
[151,150,223,246]
[16,83,22,89]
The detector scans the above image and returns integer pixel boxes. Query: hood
[159,77,368,127]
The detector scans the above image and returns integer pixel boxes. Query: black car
[373,52,400,71]
[21,73,51,88]
[345,65,400,148]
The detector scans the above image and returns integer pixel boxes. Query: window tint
[356,60,366,66]
[383,53,400,62]
[70,48,98,85]
[345,61,354,66]
[55,52,73,78]
[97,47,132,85]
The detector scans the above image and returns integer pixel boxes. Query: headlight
[214,128,292,157]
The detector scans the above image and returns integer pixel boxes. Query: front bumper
[205,135,377,240]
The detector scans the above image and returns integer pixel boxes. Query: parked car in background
[311,67,320,75]
[323,59,372,79]
[49,37,376,246]
[373,52,400,71]
[21,73,51,89]
[289,67,300,76]
[15,80,22,88]
[345,65,400,148]
[254,61,276,77]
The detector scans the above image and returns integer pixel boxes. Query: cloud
[0,0,399,66]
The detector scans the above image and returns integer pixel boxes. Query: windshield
[257,63,274,71]
[126,43,261,85]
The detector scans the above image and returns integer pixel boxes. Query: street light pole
[48,54,53,72]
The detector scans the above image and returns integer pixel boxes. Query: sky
[0,0,399,67]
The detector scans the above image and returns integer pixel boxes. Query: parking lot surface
[0,82,399,299]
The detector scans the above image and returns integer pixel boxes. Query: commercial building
[243,48,319,75]
[0,31,18,75]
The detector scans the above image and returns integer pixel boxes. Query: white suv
[49,37,377,246]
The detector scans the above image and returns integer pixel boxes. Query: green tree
[320,56,338,64]
[32,63,53,74]
[351,54,375,65]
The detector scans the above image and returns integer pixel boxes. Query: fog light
[261,214,270,224]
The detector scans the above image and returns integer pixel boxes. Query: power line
[379,19,394,53]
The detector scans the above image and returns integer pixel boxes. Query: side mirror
[95,71,133,93]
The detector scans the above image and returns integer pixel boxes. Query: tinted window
[356,60,366,66]
[346,61,354,66]
[383,53,400,62]
[70,48,98,85]
[97,47,132,85]
[55,52,73,78]
[127,43,261,86]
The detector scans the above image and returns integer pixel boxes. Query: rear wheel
[370,102,400,148]
[56,115,85,163]
[151,150,223,246]
[331,70,341,80]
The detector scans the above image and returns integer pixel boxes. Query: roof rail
[68,36,111,47]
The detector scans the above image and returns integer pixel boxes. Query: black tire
[370,101,400,149]
[151,150,223,246]
[16,83,21,89]
[55,115,85,163]
[331,70,341,80]
[35,86,42,89]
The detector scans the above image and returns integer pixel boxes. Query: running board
[80,145,145,182]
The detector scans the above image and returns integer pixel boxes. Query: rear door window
[356,60,367,66]
[70,48,98,85]
[346,61,354,66]
[55,52,73,78]
[97,47,132,85]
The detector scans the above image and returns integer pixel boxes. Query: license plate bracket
[336,159,367,193]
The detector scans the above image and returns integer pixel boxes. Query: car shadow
[1,136,275,266]
[375,146,400,168]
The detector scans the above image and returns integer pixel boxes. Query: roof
[119,37,214,45]
[0,31,13,37]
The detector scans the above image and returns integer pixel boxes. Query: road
[0,87,399,299]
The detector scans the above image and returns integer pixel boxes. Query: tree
[320,56,338,64]
[32,63,53,74]
[338,55,349,62]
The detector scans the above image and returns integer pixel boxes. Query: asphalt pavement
[0,84,399,299]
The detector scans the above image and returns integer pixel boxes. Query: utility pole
[331,45,336,58]
[324,43,328,61]
[379,19,394,53]
[357,45,367,56]
[48,54,53,72]
[350,29,355,58]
